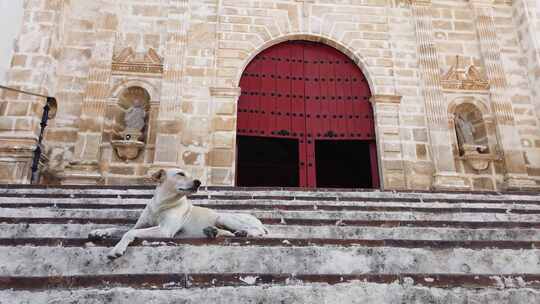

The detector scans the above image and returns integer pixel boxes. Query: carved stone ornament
[112,47,163,74]
[442,56,489,91]
[460,144,498,171]
[111,140,145,162]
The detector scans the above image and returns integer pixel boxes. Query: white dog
[88,168,268,259]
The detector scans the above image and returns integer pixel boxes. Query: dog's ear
[151,169,166,183]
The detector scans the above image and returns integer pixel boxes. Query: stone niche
[449,99,502,190]
[110,86,150,162]
[100,86,155,184]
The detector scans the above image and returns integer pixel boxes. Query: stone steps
[2,281,539,304]
[2,239,539,276]
[3,223,540,241]
[1,186,539,202]
[1,208,538,223]
[0,186,539,303]
[3,197,540,210]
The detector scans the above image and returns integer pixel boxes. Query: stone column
[470,0,537,190]
[369,95,407,190]
[63,16,116,185]
[410,0,469,190]
[0,0,62,184]
[153,0,189,169]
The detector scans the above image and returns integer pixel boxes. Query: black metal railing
[0,85,57,184]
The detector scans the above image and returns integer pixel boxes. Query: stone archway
[236,40,379,188]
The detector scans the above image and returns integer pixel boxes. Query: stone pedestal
[433,172,470,191]
[0,137,35,184]
[61,162,103,185]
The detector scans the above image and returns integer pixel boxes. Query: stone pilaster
[470,0,537,190]
[153,0,189,168]
[512,0,540,128]
[209,86,240,186]
[410,0,469,190]
[370,95,407,190]
[0,0,62,184]
[63,15,116,185]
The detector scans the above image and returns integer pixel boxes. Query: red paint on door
[237,41,378,188]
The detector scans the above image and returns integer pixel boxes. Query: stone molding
[112,47,164,75]
[369,95,402,104]
[469,0,495,7]
[408,0,432,6]
[210,87,242,98]
[441,56,490,91]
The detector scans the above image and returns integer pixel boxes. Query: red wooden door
[238,41,378,188]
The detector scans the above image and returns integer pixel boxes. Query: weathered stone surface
[0,186,540,303]
[0,0,538,191]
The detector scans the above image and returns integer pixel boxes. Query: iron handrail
[0,85,57,184]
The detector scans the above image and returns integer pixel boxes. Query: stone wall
[0,0,24,84]
[0,0,539,191]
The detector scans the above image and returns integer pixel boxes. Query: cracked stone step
[1,273,539,291]
[0,240,538,276]
[1,207,538,222]
[3,217,540,229]
[1,280,539,304]
[2,198,540,213]
[2,223,540,241]
[1,187,538,203]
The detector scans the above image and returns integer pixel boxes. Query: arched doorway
[236,40,379,188]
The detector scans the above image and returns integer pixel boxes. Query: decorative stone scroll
[112,47,164,75]
[442,56,489,91]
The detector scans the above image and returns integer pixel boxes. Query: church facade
[0,0,539,191]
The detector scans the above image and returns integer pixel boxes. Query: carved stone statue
[455,114,475,146]
[124,99,146,132]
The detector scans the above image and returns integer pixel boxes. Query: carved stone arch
[448,96,491,120]
[110,78,160,102]
[234,34,377,95]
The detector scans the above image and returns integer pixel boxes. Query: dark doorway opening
[315,140,373,188]
[237,136,299,187]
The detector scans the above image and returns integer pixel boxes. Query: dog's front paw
[203,226,218,239]
[234,230,248,238]
[88,229,112,241]
[107,247,125,260]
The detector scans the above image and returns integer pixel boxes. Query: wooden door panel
[238,41,378,188]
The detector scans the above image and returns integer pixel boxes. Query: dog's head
[151,169,201,195]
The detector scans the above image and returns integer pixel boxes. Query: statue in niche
[124,99,146,133]
[112,98,147,161]
[454,114,475,146]
[454,112,488,158]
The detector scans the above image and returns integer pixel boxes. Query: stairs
[0,185,539,303]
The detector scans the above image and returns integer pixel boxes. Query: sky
[0,0,24,85]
